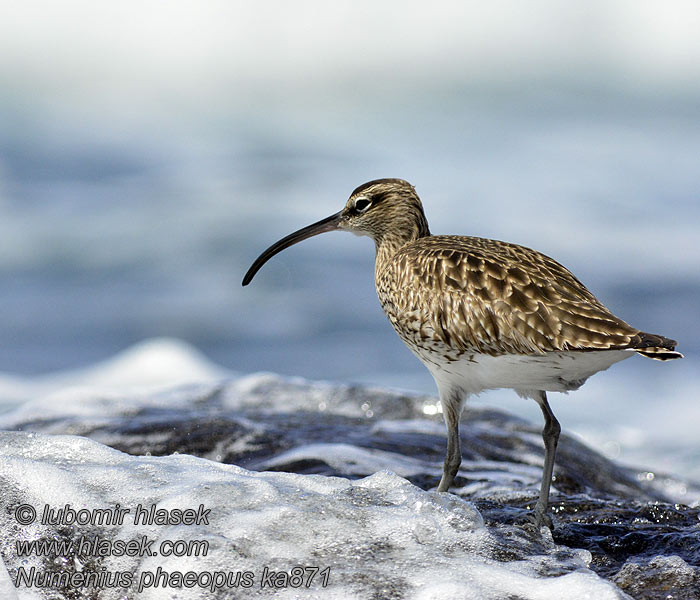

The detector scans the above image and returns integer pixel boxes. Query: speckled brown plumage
[376,234,676,360]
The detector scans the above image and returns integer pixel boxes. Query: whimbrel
[242,178,681,529]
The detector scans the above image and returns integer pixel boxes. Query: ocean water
[1,361,699,599]
[0,3,698,479]
[0,433,628,600]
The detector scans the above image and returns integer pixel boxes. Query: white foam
[0,559,18,600]
[0,338,229,410]
[257,442,433,479]
[0,431,626,599]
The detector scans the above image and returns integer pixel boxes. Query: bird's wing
[377,235,641,356]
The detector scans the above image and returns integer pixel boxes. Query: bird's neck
[374,214,431,276]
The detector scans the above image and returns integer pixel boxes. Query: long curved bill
[242,212,342,285]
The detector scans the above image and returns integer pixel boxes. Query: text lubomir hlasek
[39,503,210,526]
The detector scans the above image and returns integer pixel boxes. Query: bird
[242,178,682,529]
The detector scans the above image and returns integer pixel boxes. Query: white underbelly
[415,348,633,396]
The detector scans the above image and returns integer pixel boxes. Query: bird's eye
[354,198,372,213]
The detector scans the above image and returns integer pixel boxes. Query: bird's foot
[436,473,455,493]
[436,482,450,493]
[529,505,553,531]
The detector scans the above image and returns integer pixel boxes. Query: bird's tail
[634,332,683,361]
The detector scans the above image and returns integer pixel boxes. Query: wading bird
[242,179,681,528]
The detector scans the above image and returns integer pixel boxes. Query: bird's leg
[533,390,561,529]
[437,389,464,492]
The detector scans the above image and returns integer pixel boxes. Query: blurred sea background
[0,2,698,478]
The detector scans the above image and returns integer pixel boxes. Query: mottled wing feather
[376,236,643,356]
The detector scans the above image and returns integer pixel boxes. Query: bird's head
[242,178,429,286]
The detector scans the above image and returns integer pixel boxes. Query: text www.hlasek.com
[16,535,208,559]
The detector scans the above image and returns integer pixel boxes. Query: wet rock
[2,373,699,599]
[613,555,700,600]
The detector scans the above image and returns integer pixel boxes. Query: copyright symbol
[15,504,36,525]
